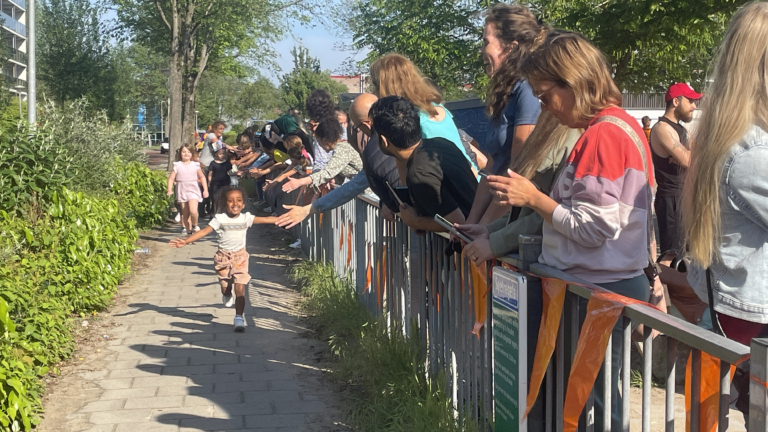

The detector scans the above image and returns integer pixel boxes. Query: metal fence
[291,192,768,431]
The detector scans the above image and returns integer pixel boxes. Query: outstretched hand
[169,238,187,248]
[275,204,311,229]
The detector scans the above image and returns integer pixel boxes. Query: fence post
[749,338,768,431]
[518,235,543,270]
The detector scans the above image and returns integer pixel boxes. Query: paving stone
[213,381,268,393]
[150,406,213,421]
[133,376,188,388]
[114,423,179,432]
[267,381,300,391]
[82,425,117,432]
[240,372,295,383]
[101,387,158,400]
[273,401,326,415]
[95,378,134,390]
[108,366,163,379]
[179,416,245,430]
[105,360,140,370]
[162,365,215,376]
[244,391,300,403]
[124,395,184,409]
[215,363,268,374]
[244,414,305,429]
[157,384,214,397]
[212,402,272,417]
[191,373,242,384]
[184,392,242,407]
[79,399,126,413]
[89,409,152,424]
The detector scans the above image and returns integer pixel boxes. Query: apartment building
[1,0,27,96]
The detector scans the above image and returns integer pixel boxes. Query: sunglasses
[534,84,558,107]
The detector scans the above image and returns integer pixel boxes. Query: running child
[167,143,209,234]
[169,186,276,332]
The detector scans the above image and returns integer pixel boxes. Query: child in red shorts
[170,186,276,331]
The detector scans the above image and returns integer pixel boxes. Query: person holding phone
[370,96,477,233]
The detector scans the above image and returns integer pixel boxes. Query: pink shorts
[213,249,251,285]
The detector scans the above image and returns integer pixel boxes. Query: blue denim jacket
[688,125,768,323]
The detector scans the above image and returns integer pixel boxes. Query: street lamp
[14,85,25,119]
[195,110,199,132]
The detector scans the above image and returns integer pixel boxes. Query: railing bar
[585,389,594,432]
[603,333,612,432]
[622,317,631,432]
[642,325,652,432]
[690,349,701,432]
[718,360,730,432]
[665,337,676,432]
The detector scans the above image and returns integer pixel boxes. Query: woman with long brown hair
[464,3,546,226]
[490,30,653,430]
[369,54,479,174]
[683,2,768,419]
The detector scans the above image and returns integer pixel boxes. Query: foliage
[112,163,172,230]
[290,261,480,432]
[280,47,350,112]
[197,73,287,128]
[347,0,484,101]
[531,0,744,93]
[38,0,131,120]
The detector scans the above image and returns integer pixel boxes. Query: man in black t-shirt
[370,96,478,232]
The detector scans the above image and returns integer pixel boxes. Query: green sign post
[492,267,527,432]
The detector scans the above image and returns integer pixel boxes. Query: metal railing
[6,0,26,10]
[293,192,768,431]
[8,47,27,64]
[0,10,25,35]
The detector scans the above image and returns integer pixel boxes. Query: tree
[122,44,171,133]
[196,73,286,128]
[38,0,128,120]
[280,47,349,112]
[345,0,484,100]
[112,0,289,170]
[530,0,745,93]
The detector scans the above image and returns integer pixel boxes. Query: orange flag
[524,278,568,419]
[363,244,372,294]
[470,260,489,337]
[685,352,736,432]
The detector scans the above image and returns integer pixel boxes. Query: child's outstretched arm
[197,168,209,198]
[252,215,278,225]
[169,225,214,248]
[167,171,177,196]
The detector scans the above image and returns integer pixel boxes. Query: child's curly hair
[214,186,247,214]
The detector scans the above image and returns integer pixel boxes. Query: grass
[290,261,481,432]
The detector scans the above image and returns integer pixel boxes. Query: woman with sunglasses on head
[683,3,768,421]
[487,30,654,430]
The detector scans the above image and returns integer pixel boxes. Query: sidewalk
[39,220,344,432]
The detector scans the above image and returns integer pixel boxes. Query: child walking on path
[167,143,209,234]
[169,186,277,331]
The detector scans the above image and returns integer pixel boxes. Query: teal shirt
[419,103,478,172]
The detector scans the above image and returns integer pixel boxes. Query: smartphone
[433,214,474,243]
[394,186,413,206]
[478,169,491,180]
[385,181,404,208]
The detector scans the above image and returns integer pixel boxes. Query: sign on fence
[492,267,528,432]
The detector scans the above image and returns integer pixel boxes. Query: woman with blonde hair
[369,54,479,173]
[683,2,768,419]
[490,30,653,430]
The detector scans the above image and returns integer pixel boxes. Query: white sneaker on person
[289,239,302,249]
[234,315,246,332]
[222,294,234,307]
[263,206,272,213]
[181,228,187,235]
[194,226,201,232]
[174,213,181,223]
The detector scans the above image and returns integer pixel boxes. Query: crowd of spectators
[170,1,768,426]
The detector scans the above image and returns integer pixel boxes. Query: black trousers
[654,195,684,255]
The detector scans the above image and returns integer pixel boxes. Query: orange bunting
[685,351,735,432]
[319,213,323,227]
[469,260,489,337]
[524,278,568,419]
[346,222,353,269]
[562,291,626,432]
[339,225,344,252]
[363,244,372,294]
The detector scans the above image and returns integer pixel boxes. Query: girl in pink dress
[167,143,209,234]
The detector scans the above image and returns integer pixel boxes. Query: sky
[267,20,369,84]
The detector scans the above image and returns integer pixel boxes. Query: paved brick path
[45,221,342,432]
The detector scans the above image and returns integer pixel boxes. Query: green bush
[0,98,170,431]
[290,261,480,432]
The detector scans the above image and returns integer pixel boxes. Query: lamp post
[195,110,199,133]
[14,85,25,119]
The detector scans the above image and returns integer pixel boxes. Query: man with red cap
[650,82,702,256]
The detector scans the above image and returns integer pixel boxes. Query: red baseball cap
[665,83,703,102]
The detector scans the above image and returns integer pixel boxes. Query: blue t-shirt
[483,80,541,174]
[419,103,478,172]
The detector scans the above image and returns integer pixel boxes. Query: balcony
[6,0,25,10]
[3,73,25,90]
[0,11,26,36]
[7,47,26,64]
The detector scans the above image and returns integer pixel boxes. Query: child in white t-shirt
[170,186,276,331]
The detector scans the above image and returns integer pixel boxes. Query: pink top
[173,161,201,183]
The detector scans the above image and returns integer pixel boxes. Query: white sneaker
[194,226,201,232]
[222,294,234,308]
[263,206,272,213]
[181,228,187,235]
[174,213,181,223]
[289,239,302,249]
[234,315,246,332]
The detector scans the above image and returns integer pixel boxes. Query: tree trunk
[167,1,183,172]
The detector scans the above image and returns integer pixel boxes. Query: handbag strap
[594,115,653,254]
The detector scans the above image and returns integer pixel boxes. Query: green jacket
[488,130,579,257]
